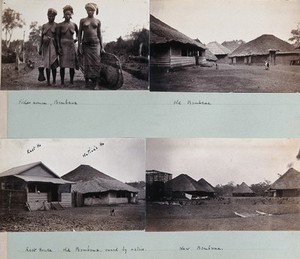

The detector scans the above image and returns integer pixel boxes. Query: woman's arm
[78,19,83,54]
[97,20,105,53]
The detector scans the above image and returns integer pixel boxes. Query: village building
[229,34,299,65]
[267,168,300,197]
[206,41,231,63]
[232,182,255,197]
[197,178,215,196]
[146,169,172,201]
[61,165,139,206]
[0,162,73,213]
[221,40,245,53]
[165,174,215,199]
[150,15,206,70]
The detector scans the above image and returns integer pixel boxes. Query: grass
[150,64,300,92]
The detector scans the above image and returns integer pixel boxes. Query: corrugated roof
[0,161,61,179]
[166,174,214,193]
[270,168,300,190]
[15,175,73,184]
[232,182,254,194]
[150,15,206,50]
[229,34,295,57]
[62,165,139,194]
[207,41,230,55]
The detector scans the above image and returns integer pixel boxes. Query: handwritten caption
[83,142,104,158]
[27,144,42,154]
[25,244,223,254]
[19,99,78,106]
[25,246,145,254]
[174,100,211,105]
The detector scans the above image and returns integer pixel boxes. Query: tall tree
[2,8,25,48]
[28,21,42,51]
[289,23,300,47]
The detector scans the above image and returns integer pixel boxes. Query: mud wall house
[197,178,215,197]
[146,170,172,201]
[229,34,297,65]
[0,162,73,213]
[232,182,255,197]
[165,174,215,200]
[206,41,231,63]
[268,168,300,197]
[62,165,139,206]
[150,15,206,70]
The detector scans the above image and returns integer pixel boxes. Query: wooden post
[8,191,12,214]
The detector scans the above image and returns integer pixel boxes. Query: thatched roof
[270,168,300,190]
[62,165,138,194]
[232,182,254,194]
[229,34,295,57]
[0,162,71,184]
[195,39,217,61]
[207,41,230,55]
[197,178,215,193]
[222,40,245,52]
[150,15,206,50]
[166,174,214,193]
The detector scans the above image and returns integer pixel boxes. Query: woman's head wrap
[85,3,98,15]
[63,5,74,15]
[47,8,57,16]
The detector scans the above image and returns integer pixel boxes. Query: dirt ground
[1,63,148,90]
[146,197,300,231]
[150,64,300,92]
[0,203,145,232]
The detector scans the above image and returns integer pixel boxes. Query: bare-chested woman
[78,3,105,89]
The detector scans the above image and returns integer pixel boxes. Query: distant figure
[110,207,115,216]
[216,63,218,70]
[265,60,270,70]
[39,8,59,86]
[57,5,79,86]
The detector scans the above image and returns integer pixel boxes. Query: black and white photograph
[1,0,149,90]
[150,0,300,92]
[0,138,145,231]
[146,138,300,231]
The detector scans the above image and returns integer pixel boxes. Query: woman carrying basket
[78,3,105,89]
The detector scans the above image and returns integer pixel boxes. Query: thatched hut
[150,15,206,70]
[62,165,139,206]
[232,182,255,197]
[146,170,172,201]
[165,174,215,199]
[197,178,215,196]
[0,162,73,213]
[221,40,245,53]
[229,34,298,65]
[268,168,300,197]
[206,41,231,63]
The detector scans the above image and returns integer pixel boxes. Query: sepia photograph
[146,138,300,231]
[0,138,145,231]
[150,0,300,92]
[1,0,149,90]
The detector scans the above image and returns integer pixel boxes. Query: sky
[2,0,149,43]
[151,0,300,44]
[146,138,300,186]
[0,138,145,182]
